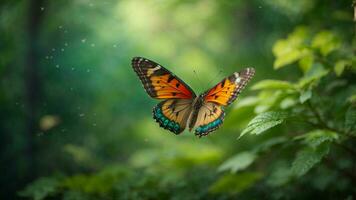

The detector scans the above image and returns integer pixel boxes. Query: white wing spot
[152,65,161,71]
[235,77,242,83]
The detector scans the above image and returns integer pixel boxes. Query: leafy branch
[305,100,356,138]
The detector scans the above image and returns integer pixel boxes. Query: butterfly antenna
[207,69,223,87]
[193,69,205,91]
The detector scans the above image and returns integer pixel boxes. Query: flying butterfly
[131,57,255,137]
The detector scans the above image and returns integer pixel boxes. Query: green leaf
[218,152,256,173]
[18,177,60,200]
[347,94,356,103]
[312,31,340,56]
[254,90,295,114]
[273,27,310,69]
[209,172,263,194]
[334,60,350,76]
[298,53,314,73]
[298,64,329,89]
[234,96,259,109]
[345,106,356,134]
[280,97,297,109]
[295,129,339,148]
[251,80,295,90]
[273,48,309,69]
[266,165,293,187]
[291,144,330,177]
[299,89,312,103]
[240,111,289,138]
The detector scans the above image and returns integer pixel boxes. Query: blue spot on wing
[195,116,224,137]
[153,106,182,134]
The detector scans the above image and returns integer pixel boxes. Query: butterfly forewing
[203,68,255,106]
[132,57,196,99]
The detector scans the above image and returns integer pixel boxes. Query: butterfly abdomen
[153,106,181,134]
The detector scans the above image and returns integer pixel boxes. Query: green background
[1,0,355,199]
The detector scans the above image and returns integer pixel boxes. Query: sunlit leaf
[312,31,340,56]
[234,96,259,109]
[209,172,263,194]
[298,53,314,73]
[218,151,256,173]
[347,94,356,103]
[299,89,312,104]
[334,60,350,76]
[273,27,309,69]
[251,80,295,90]
[280,97,297,109]
[291,144,330,177]
[18,177,60,200]
[240,111,290,138]
[274,48,309,69]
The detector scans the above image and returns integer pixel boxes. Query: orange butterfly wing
[132,57,196,99]
[203,68,255,106]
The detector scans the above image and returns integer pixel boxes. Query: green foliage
[218,151,256,173]
[209,172,263,194]
[273,26,310,69]
[311,31,340,56]
[334,60,350,76]
[291,144,330,177]
[345,106,356,134]
[18,177,60,200]
[251,80,295,91]
[62,166,130,195]
[296,129,339,148]
[240,111,290,137]
[299,89,312,103]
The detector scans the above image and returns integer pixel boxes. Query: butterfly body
[132,57,255,137]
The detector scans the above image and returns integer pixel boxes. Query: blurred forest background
[1,0,356,199]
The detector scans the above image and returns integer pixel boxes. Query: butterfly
[132,57,255,137]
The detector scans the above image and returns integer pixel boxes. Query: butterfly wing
[203,68,255,106]
[191,68,255,136]
[132,57,196,99]
[153,99,193,134]
[189,102,225,137]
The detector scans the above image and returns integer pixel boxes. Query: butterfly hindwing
[189,102,225,137]
[153,99,193,134]
[203,68,255,106]
[132,57,196,99]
